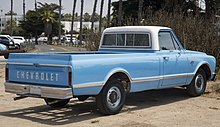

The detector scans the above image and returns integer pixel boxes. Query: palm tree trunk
[35,0,37,10]
[89,0,98,51]
[10,0,13,36]
[118,0,122,26]
[58,0,62,44]
[79,0,84,45]
[99,0,104,34]
[91,0,98,32]
[70,0,77,45]
[23,0,25,20]
[107,0,111,27]
[138,0,143,25]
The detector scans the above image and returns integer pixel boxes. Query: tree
[118,0,122,26]
[37,2,60,12]
[23,0,25,20]
[138,0,144,25]
[20,3,65,44]
[41,10,55,44]
[79,0,84,45]
[107,0,112,27]
[91,0,98,32]
[58,0,62,43]
[62,13,72,21]
[1,20,22,35]
[71,0,77,44]
[37,2,60,44]
[99,0,104,33]
[84,12,91,21]
[20,10,44,44]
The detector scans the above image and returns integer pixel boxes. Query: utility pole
[10,0,13,36]
[58,0,62,44]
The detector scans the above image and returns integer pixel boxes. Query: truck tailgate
[7,53,72,87]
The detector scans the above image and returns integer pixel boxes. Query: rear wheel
[96,80,126,115]
[187,69,207,97]
[44,98,70,108]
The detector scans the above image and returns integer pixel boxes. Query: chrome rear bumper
[4,82,73,99]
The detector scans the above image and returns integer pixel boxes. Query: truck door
[158,31,188,86]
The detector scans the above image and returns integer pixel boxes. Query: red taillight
[5,64,8,81]
[68,70,72,87]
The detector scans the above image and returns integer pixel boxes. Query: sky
[0,0,118,16]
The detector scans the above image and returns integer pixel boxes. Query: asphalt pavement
[35,44,87,52]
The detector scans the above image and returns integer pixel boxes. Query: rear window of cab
[102,33,151,48]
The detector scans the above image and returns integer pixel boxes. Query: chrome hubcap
[195,74,204,92]
[107,86,121,109]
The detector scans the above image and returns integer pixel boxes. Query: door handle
[163,57,169,61]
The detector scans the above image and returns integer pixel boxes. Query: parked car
[64,34,78,45]
[37,37,48,43]
[0,35,15,49]
[12,36,25,48]
[0,43,7,50]
[4,26,216,115]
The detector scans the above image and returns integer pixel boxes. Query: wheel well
[106,72,131,93]
[199,64,211,79]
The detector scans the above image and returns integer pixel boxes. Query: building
[0,15,23,33]
[61,21,100,33]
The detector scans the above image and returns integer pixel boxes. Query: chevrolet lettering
[16,71,59,81]
[4,26,216,115]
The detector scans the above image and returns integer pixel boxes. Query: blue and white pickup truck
[4,26,216,115]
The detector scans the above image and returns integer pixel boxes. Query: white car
[12,36,25,48]
[0,35,16,49]
[64,34,78,45]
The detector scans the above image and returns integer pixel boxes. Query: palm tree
[79,0,84,45]
[10,0,13,36]
[99,0,104,34]
[138,0,143,25]
[58,0,62,44]
[35,0,37,10]
[23,0,25,20]
[70,0,77,44]
[41,10,55,44]
[91,0,98,32]
[118,0,122,26]
[107,0,112,27]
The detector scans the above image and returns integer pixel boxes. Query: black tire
[4,54,9,59]
[96,80,126,115]
[77,96,89,101]
[44,98,70,108]
[15,44,20,49]
[187,69,207,97]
